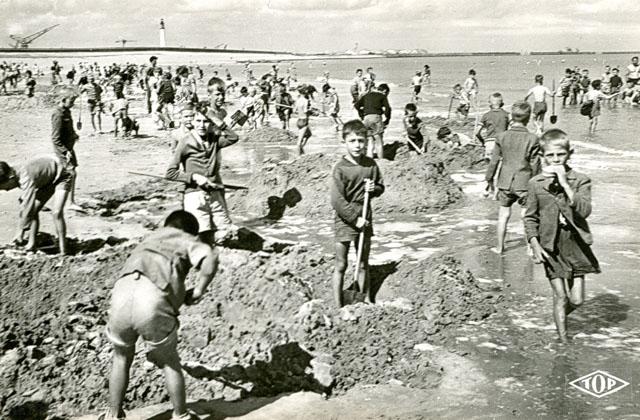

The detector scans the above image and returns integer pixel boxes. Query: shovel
[446,95,454,120]
[550,79,557,125]
[353,185,370,286]
[77,100,83,130]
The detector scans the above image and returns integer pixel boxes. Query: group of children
[0,56,612,419]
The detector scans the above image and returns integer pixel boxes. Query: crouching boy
[0,155,72,254]
[331,120,385,307]
[103,210,218,420]
[524,129,600,343]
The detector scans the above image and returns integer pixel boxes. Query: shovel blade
[76,121,82,130]
[550,115,557,124]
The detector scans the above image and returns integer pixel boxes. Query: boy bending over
[0,156,72,254]
[524,129,600,343]
[103,211,218,420]
[331,120,385,307]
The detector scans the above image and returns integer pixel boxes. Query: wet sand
[1,70,640,419]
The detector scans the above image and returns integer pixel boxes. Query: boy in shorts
[80,75,104,134]
[274,83,294,130]
[294,85,313,155]
[411,71,422,102]
[524,129,599,343]
[558,68,573,107]
[485,101,540,254]
[103,210,218,420]
[331,120,385,307]
[0,156,72,254]
[452,84,470,118]
[475,92,509,162]
[322,83,343,131]
[355,83,391,159]
[524,74,554,134]
[166,81,240,244]
[403,103,427,153]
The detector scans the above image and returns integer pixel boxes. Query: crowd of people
[0,52,638,419]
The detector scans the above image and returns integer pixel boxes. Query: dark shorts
[277,110,291,121]
[457,103,470,116]
[533,101,547,117]
[87,99,103,114]
[334,216,373,242]
[497,189,527,207]
[413,85,422,95]
[297,118,309,129]
[543,225,600,280]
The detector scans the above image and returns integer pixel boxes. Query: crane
[115,39,137,48]
[9,24,59,48]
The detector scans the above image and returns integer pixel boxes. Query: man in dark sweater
[355,83,391,159]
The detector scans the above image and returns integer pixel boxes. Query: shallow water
[2,53,640,418]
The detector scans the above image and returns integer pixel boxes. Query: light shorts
[106,273,178,351]
[183,189,232,233]
[483,138,496,160]
[363,113,384,136]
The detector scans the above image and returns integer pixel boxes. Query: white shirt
[527,85,553,102]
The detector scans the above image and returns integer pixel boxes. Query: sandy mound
[421,115,476,132]
[0,241,501,418]
[242,127,296,143]
[0,92,58,111]
[385,140,485,171]
[229,153,464,219]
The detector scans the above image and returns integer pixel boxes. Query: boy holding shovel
[331,120,385,307]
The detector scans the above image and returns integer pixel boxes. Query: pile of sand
[0,238,501,418]
[242,127,296,143]
[230,153,464,219]
[0,92,57,112]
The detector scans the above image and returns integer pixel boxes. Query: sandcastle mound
[0,240,501,418]
[242,127,297,143]
[229,153,464,219]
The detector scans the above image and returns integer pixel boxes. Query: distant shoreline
[0,47,638,63]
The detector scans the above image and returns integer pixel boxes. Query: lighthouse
[159,19,166,47]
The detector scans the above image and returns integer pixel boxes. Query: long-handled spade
[351,186,371,302]
[76,100,83,130]
[550,79,558,125]
[446,96,454,120]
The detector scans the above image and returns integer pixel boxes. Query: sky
[1,0,640,53]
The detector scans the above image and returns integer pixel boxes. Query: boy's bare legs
[492,205,511,254]
[565,276,585,315]
[68,170,83,211]
[297,127,310,155]
[51,188,70,254]
[107,345,134,419]
[332,241,350,307]
[550,278,570,343]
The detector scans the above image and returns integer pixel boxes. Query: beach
[0,53,639,419]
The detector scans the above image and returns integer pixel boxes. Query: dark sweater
[330,156,384,224]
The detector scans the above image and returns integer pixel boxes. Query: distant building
[159,19,166,47]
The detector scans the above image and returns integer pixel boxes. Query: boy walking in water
[524,74,554,134]
[103,211,218,420]
[331,120,385,307]
[475,92,509,162]
[485,101,540,254]
[524,129,599,343]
